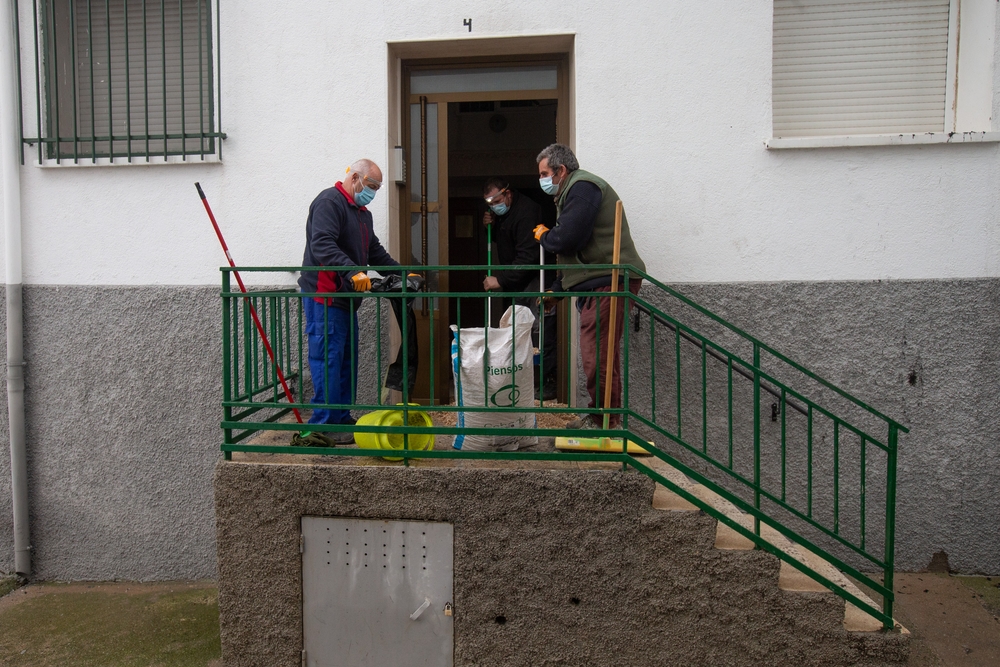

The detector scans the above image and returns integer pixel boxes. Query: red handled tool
[196,182,304,424]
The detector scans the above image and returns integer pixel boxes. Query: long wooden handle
[602,200,624,430]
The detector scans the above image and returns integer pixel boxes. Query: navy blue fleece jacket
[298,182,399,308]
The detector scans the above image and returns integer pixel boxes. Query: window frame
[16,0,225,165]
[768,0,999,149]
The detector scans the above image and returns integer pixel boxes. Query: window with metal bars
[20,0,222,163]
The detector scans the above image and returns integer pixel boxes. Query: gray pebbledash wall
[215,462,908,667]
[0,286,222,579]
[1,279,998,578]
[625,279,1000,575]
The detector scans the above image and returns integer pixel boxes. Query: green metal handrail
[219,264,905,630]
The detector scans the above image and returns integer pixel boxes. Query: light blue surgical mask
[490,201,509,216]
[354,185,376,207]
[539,175,559,196]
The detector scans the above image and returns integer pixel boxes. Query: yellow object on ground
[555,436,653,455]
[356,405,435,461]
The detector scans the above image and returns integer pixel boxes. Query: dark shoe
[542,381,557,401]
[327,429,355,445]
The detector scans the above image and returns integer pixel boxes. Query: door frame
[400,53,571,278]
[386,39,575,403]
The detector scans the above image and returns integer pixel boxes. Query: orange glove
[350,272,371,292]
[533,224,550,242]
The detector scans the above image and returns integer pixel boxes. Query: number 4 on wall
[463,18,472,32]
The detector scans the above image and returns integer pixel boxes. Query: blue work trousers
[303,297,358,425]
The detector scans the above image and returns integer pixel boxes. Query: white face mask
[539,174,560,195]
[352,174,377,207]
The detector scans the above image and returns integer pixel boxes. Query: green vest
[554,169,647,289]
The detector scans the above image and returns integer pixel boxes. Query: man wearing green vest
[533,144,646,430]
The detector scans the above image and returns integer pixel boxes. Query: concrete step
[715,522,755,550]
[778,560,828,592]
[651,485,697,511]
[644,456,907,635]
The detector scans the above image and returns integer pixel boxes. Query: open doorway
[447,99,558,327]
[398,58,571,405]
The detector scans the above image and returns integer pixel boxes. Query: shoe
[542,381,557,401]
[327,429,355,445]
[342,415,358,426]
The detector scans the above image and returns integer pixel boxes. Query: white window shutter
[73,0,213,156]
[773,0,952,138]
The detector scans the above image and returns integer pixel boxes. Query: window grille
[773,0,953,138]
[18,0,223,163]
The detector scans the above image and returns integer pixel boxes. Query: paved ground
[0,573,996,666]
[893,573,1000,666]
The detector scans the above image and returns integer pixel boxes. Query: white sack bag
[451,305,538,451]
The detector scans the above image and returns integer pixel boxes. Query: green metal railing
[220,264,906,630]
[15,0,224,163]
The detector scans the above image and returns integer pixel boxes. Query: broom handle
[487,222,493,325]
[196,182,304,424]
[602,200,623,431]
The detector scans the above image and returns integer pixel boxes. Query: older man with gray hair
[533,144,646,430]
[297,159,400,442]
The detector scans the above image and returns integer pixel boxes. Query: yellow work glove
[350,272,372,292]
[533,224,550,242]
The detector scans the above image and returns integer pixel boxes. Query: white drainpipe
[0,0,30,577]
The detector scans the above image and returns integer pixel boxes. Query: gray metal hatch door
[302,517,454,667]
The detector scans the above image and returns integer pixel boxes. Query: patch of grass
[0,577,20,598]
[0,583,221,667]
[955,575,1000,619]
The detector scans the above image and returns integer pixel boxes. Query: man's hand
[406,272,425,292]
[533,224,550,242]
[350,272,372,292]
[483,211,495,227]
[542,290,559,314]
[483,276,501,291]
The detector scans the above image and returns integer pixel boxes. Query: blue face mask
[354,184,376,207]
[539,175,559,196]
[490,201,509,216]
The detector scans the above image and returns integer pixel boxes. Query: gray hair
[536,144,579,172]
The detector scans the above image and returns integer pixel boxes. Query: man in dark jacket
[482,177,557,400]
[299,159,399,441]
[532,145,646,429]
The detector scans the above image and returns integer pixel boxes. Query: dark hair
[536,144,579,172]
[482,177,509,195]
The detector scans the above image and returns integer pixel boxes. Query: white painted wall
[1,0,999,286]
